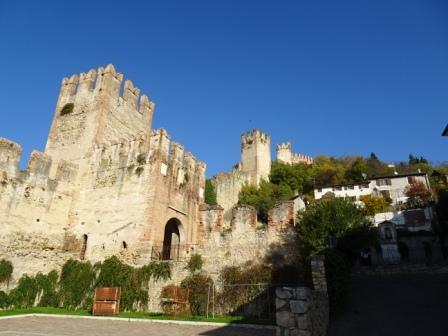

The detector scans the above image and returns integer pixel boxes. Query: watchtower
[45,64,155,164]
[240,129,271,185]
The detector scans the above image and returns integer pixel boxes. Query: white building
[314,172,431,206]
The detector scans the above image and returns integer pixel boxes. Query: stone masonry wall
[276,287,329,336]
[275,255,329,336]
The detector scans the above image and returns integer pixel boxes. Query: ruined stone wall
[214,168,250,225]
[198,203,300,278]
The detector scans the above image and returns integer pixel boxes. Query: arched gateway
[162,218,183,260]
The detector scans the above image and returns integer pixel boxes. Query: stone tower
[45,64,155,165]
[276,142,313,165]
[240,129,271,185]
[276,142,293,163]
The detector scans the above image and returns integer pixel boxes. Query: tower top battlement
[58,64,155,119]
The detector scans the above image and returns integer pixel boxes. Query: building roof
[314,172,427,191]
[370,172,427,180]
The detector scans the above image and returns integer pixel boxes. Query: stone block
[276,298,287,309]
[296,315,309,329]
[276,287,293,299]
[294,287,311,300]
[276,311,296,328]
[290,300,309,314]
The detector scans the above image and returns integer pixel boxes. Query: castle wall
[0,139,77,283]
[65,128,205,265]
[276,142,313,165]
[214,129,272,226]
[215,169,250,225]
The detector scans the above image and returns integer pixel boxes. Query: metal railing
[150,244,197,261]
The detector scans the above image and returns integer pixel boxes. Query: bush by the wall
[1,257,172,311]
[8,275,39,308]
[59,259,97,309]
[0,259,13,285]
[181,273,213,315]
[217,262,271,315]
[186,254,203,274]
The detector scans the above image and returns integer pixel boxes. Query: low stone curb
[0,313,276,330]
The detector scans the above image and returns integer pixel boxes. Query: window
[381,190,391,198]
[407,176,416,184]
[347,185,354,190]
[376,179,391,186]
[80,234,88,260]
[317,188,322,192]
[334,186,342,191]
[384,227,392,240]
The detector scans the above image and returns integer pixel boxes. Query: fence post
[310,255,327,294]
[206,283,210,318]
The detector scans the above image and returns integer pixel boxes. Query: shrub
[60,103,74,116]
[8,275,39,308]
[135,166,144,176]
[136,154,146,165]
[217,263,271,314]
[0,259,13,285]
[96,256,171,311]
[59,259,96,309]
[186,254,203,273]
[181,273,213,315]
[297,197,373,257]
[204,179,217,205]
[0,290,9,308]
[36,270,59,307]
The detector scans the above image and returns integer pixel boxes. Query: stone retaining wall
[275,287,328,336]
[275,255,329,336]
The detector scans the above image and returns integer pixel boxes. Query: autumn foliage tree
[359,195,389,216]
[404,181,431,208]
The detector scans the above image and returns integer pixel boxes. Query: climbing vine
[0,259,13,285]
[1,257,171,311]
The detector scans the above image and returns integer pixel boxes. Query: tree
[296,197,375,258]
[238,179,293,223]
[345,157,368,183]
[204,179,217,205]
[366,152,394,177]
[270,161,312,194]
[404,181,431,208]
[359,195,389,216]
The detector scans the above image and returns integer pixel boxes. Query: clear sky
[0,0,447,177]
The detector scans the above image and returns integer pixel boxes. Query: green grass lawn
[0,307,274,325]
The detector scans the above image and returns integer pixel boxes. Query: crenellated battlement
[276,141,313,165]
[241,129,270,148]
[57,64,155,121]
[0,137,22,174]
[0,138,79,187]
[88,127,205,187]
[276,142,292,151]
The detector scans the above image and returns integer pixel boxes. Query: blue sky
[0,0,447,177]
